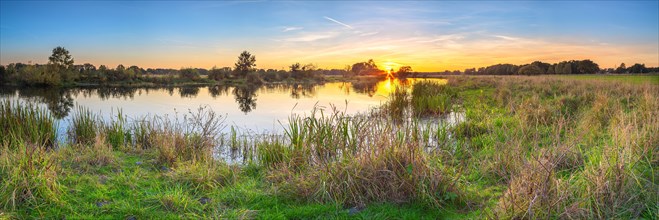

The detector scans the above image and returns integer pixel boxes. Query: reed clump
[130,106,225,167]
[262,108,459,209]
[68,106,100,145]
[411,81,456,116]
[0,100,56,149]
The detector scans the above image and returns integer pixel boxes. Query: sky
[1,1,658,71]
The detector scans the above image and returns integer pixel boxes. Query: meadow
[1,75,657,219]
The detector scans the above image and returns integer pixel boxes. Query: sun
[381,61,399,73]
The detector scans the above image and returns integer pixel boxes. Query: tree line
[1,46,657,87]
[460,60,658,75]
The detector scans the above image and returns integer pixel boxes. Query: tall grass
[0,100,57,149]
[261,107,459,208]
[411,81,456,116]
[68,106,99,145]
[0,142,61,211]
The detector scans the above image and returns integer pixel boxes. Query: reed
[411,81,456,116]
[68,106,99,145]
[0,100,56,149]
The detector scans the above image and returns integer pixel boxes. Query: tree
[615,63,627,74]
[0,65,5,84]
[576,59,599,74]
[628,63,648,73]
[48,46,74,70]
[289,63,301,73]
[47,46,75,83]
[530,61,551,73]
[396,66,413,78]
[518,64,544,75]
[234,51,256,78]
[351,59,381,75]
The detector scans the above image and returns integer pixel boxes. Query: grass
[0,100,57,149]
[0,75,657,219]
[546,74,659,85]
[411,81,457,116]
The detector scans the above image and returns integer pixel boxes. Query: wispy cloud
[282,32,338,42]
[282,26,303,32]
[324,16,353,29]
[493,35,520,41]
[358,31,379,37]
[417,34,465,43]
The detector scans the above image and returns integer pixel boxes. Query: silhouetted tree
[396,66,413,78]
[351,59,382,75]
[518,64,544,75]
[628,63,648,73]
[576,59,599,74]
[234,51,256,78]
[0,66,5,84]
[48,46,74,70]
[615,63,627,73]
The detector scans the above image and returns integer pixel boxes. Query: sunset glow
[1,1,658,71]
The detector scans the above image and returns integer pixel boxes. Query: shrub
[178,68,200,81]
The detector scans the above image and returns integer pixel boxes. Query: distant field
[548,74,659,85]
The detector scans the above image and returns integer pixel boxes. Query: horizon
[1,1,658,71]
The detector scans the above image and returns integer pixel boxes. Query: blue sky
[1,1,657,71]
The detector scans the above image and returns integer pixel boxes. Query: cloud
[417,34,465,43]
[282,26,303,32]
[324,16,353,29]
[493,35,520,41]
[282,32,338,42]
[358,31,379,37]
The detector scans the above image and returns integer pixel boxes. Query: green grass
[0,100,57,149]
[1,149,451,219]
[548,74,659,85]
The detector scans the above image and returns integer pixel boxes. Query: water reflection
[233,85,258,113]
[289,83,316,99]
[0,78,447,118]
[0,86,73,119]
[179,86,201,98]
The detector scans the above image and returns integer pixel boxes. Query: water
[1,78,448,136]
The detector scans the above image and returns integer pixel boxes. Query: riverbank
[1,75,657,219]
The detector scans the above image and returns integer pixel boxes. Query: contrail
[324,16,353,29]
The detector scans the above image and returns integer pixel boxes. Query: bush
[179,68,200,81]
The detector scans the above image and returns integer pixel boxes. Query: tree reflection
[208,85,230,98]
[4,87,74,119]
[351,80,378,97]
[232,85,258,114]
[178,86,200,98]
[289,83,316,99]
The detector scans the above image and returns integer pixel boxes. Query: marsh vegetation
[1,75,657,219]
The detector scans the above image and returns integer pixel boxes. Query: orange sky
[2,1,658,71]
